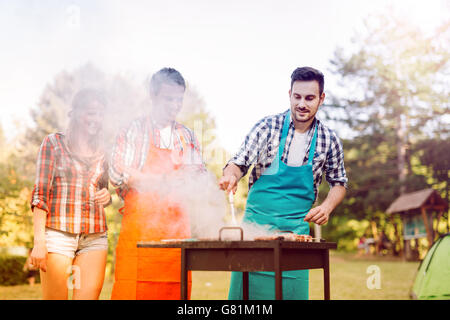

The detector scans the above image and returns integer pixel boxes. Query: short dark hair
[290,67,324,95]
[149,67,186,96]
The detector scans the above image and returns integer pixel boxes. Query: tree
[328,12,449,220]
[0,124,33,247]
[413,138,450,202]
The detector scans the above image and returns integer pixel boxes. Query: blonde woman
[30,89,111,300]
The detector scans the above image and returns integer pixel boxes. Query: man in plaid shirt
[222,66,347,300]
[220,67,347,226]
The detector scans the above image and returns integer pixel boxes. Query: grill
[137,227,337,300]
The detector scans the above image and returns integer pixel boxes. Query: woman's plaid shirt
[227,109,348,201]
[30,133,108,234]
[109,116,204,199]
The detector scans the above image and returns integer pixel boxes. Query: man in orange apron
[109,68,205,299]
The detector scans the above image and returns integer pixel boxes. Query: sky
[0,0,448,153]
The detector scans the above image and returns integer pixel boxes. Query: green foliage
[413,138,450,199]
[320,215,369,251]
[0,158,34,247]
[0,255,39,286]
[0,188,33,247]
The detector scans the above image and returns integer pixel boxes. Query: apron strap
[307,122,318,166]
[278,111,291,160]
[278,111,318,165]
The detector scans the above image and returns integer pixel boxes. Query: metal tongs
[228,192,238,225]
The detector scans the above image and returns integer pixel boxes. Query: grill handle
[219,226,244,241]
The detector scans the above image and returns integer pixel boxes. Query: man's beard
[292,106,317,123]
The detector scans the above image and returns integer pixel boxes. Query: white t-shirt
[159,125,174,150]
[287,130,308,167]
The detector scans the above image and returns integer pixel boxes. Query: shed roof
[386,188,448,214]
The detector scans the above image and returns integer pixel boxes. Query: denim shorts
[45,227,108,259]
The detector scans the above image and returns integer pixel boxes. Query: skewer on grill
[228,192,238,225]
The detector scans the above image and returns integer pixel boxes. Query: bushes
[321,216,370,251]
[0,255,39,286]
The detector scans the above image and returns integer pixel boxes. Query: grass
[309,251,420,300]
[0,251,420,300]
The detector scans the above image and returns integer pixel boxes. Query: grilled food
[255,234,313,242]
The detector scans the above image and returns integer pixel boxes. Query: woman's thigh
[40,253,74,300]
[72,250,107,300]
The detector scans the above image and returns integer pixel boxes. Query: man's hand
[304,205,332,225]
[218,174,238,194]
[304,186,346,225]
[218,163,243,194]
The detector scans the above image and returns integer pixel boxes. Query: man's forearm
[223,163,244,181]
[320,185,346,213]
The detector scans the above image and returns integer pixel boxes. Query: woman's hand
[31,207,48,271]
[95,188,111,206]
[30,243,48,272]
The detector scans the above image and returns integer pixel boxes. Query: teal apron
[228,111,318,300]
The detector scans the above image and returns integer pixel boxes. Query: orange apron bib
[111,138,192,300]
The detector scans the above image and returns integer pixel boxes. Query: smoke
[175,170,228,239]
[40,64,235,240]
[131,164,299,241]
[239,220,283,241]
[133,168,228,239]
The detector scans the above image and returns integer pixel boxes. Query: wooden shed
[387,188,448,260]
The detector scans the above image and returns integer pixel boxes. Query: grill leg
[181,248,188,300]
[274,243,282,300]
[243,272,249,300]
[323,249,330,300]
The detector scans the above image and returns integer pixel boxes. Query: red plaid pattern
[30,133,108,234]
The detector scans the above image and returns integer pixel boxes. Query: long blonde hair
[66,88,106,155]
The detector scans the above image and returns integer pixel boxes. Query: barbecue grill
[137,227,337,300]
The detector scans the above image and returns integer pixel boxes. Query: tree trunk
[391,215,402,257]
[396,114,408,195]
